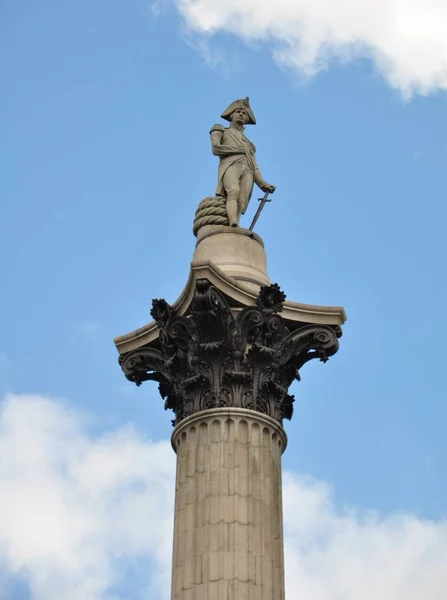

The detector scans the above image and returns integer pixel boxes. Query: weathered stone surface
[193,226,270,294]
[119,279,341,427]
[170,408,287,600]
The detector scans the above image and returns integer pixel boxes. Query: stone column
[117,272,344,600]
[170,408,287,600]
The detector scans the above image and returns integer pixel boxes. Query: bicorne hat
[221,97,256,125]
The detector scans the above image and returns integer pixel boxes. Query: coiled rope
[193,196,229,237]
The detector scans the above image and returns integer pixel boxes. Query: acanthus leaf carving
[119,279,342,426]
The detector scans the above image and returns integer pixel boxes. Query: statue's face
[230,108,249,124]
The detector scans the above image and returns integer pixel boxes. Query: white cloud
[172,0,447,96]
[283,473,447,599]
[0,394,175,600]
[0,394,446,599]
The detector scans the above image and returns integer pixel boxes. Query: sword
[249,191,272,231]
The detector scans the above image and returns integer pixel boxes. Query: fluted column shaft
[170,407,287,600]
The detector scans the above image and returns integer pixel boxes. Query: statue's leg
[238,168,254,215]
[222,164,243,227]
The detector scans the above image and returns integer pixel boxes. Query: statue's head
[230,107,250,126]
[221,97,256,125]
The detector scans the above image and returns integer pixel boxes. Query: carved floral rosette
[119,280,341,426]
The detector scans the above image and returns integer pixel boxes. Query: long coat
[210,124,259,198]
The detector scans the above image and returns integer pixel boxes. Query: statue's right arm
[210,125,244,157]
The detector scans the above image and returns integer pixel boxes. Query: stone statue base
[193,226,270,294]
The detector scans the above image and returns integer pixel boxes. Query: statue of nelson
[210,97,276,228]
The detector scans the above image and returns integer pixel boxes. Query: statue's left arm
[251,153,276,194]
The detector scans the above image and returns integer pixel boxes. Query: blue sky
[1,1,447,598]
